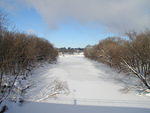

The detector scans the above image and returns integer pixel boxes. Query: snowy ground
[6,54,150,113]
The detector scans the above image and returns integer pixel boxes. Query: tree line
[59,47,83,54]
[0,11,58,108]
[84,31,150,89]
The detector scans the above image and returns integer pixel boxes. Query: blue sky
[0,0,149,48]
[3,7,114,48]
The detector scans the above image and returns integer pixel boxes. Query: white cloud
[2,0,150,33]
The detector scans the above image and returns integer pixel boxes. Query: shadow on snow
[7,101,150,113]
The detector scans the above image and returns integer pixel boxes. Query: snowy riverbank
[6,54,150,113]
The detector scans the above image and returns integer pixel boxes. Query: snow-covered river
[25,54,150,107]
[7,54,150,113]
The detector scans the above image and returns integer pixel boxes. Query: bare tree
[84,32,150,89]
[0,11,58,107]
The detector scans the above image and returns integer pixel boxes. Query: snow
[6,54,150,113]
[6,102,150,113]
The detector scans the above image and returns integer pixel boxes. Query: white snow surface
[7,54,150,113]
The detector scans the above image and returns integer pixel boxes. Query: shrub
[84,32,150,89]
[0,12,58,104]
